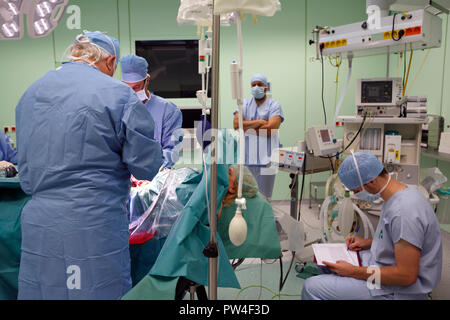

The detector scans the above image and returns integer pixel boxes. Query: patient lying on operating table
[128,164,258,245]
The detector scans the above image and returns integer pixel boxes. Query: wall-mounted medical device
[305,126,340,157]
[339,116,425,185]
[356,78,405,117]
[384,134,402,164]
[271,147,333,174]
[317,9,442,58]
[421,115,444,150]
[406,96,427,119]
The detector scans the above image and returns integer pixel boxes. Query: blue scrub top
[369,186,442,297]
[234,97,284,166]
[145,94,183,168]
[0,131,17,164]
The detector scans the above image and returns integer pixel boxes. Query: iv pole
[208,4,220,300]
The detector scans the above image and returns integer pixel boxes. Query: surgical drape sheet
[123,130,281,300]
[147,160,239,287]
[124,161,238,300]
[218,193,281,259]
[0,186,30,300]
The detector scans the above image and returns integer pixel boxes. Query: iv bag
[177,0,233,27]
[213,0,281,16]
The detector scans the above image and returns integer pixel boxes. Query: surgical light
[34,17,49,35]
[26,0,69,38]
[2,21,18,37]
[0,0,23,40]
[36,1,51,17]
[0,0,69,40]
[7,2,19,16]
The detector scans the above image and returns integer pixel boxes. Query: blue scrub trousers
[301,251,428,300]
[247,165,276,200]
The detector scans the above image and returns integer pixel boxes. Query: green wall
[1,0,449,200]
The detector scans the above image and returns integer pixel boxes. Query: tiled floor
[209,200,450,300]
[213,201,324,300]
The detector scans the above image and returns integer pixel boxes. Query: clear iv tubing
[319,196,332,242]
[320,195,374,242]
[236,13,244,199]
[201,27,207,96]
[199,26,211,224]
[353,203,375,238]
[333,56,353,126]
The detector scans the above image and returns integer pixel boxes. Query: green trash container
[437,188,450,224]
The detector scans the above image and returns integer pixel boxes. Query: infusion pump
[305,126,340,157]
[356,78,405,117]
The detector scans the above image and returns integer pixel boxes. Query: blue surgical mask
[251,86,266,100]
[136,89,148,102]
[354,175,391,202]
[355,189,382,202]
[136,79,148,102]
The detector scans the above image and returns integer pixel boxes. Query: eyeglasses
[0,0,69,40]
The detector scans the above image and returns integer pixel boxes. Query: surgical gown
[15,61,163,300]
[145,94,183,168]
[0,132,17,164]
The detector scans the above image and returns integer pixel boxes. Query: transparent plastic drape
[128,168,199,244]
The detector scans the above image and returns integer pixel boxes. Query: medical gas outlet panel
[317,9,442,59]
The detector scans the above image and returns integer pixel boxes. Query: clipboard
[312,243,362,267]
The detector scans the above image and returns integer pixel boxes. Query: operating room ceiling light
[26,0,69,38]
[0,0,23,40]
[0,0,69,40]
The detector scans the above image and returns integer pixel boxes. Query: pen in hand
[347,225,360,251]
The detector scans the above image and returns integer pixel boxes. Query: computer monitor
[135,40,212,99]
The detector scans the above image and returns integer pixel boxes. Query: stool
[175,276,208,300]
[309,181,327,209]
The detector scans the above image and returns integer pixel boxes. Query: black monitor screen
[135,40,212,98]
[181,109,206,129]
[361,81,393,103]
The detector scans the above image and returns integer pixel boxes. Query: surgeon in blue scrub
[121,55,183,169]
[302,151,442,300]
[233,73,283,200]
[0,131,17,164]
[15,31,163,299]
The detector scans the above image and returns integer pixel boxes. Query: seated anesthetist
[301,151,442,300]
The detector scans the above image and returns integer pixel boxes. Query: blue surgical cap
[77,31,120,61]
[338,151,384,190]
[121,55,149,83]
[251,73,268,86]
